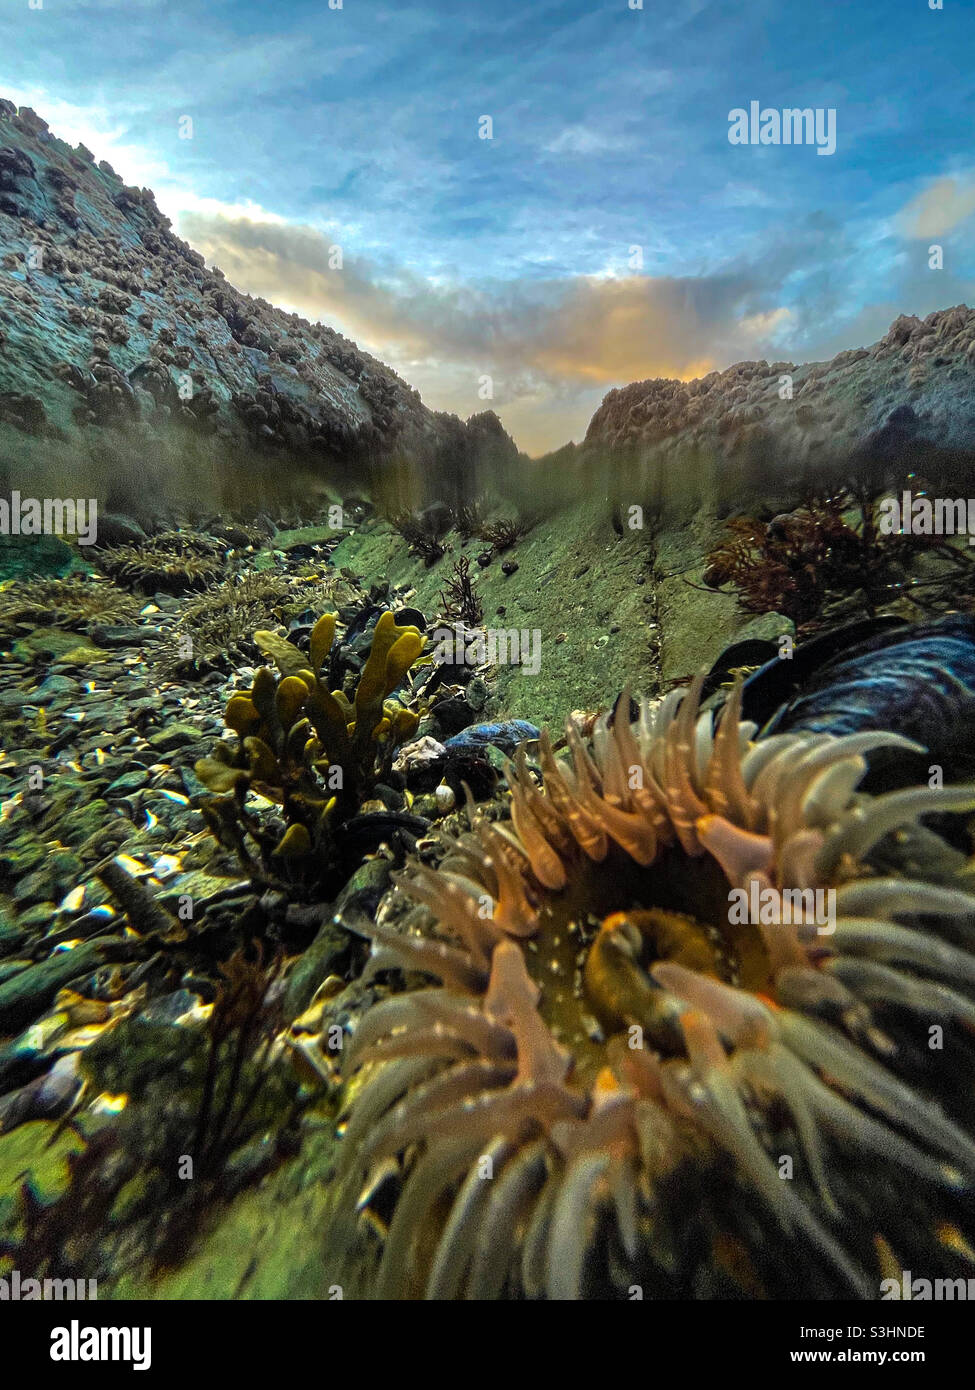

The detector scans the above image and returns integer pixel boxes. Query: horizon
[1,0,973,455]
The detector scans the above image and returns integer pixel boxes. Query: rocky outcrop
[0,100,505,515]
[583,306,975,514]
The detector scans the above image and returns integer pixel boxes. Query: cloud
[0,87,291,231]
[897,176,975,239]
[543,125,630,157]
[177,210,802,451]
[178,212,779,385]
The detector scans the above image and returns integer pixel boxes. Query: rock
[430,694,476,735]
[93,513,146,547]
[443,721,540,755]
[393,735,446,776]
[179,765,209,798]
[0,87,514,530]
[283,859,390,1020]
[466,676,489,712]
[0,908,28,954]
[0,1053,84,1128]
[0,687,29,712]
[47,849,84,895]
[104,769,149,796]
[146,722,204,753]
[12,869,52,906]
[17,902,59,929]
[89,624,162,647]
[0,938,129,1032]
[732,612,795,645]
[158,868,250,912]
[12,628,100,663]
[30,674,79,703]
[0,533,74,582]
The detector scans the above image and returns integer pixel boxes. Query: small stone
[89,624,162,647]
[104,770,149,796]
[13,869,53,905]
[147,722,203,753]
[31,675,79,703]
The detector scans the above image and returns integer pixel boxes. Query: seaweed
[194,610,426,894]
[702,487,975,630]
[451,500,484,542]
[94,531,227,595]
[477,514,534,551]
[156,570,346,679]
[0,575,141,637]
[438,555,483,626]
[0,942,302,1280]
[389,510,449,566]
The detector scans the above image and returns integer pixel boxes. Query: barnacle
[334,675,975,1298]
[95,532,227,595]
[194,611,426,891]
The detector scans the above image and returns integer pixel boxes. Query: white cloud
[897,175,975,239]
[543,125,629,157]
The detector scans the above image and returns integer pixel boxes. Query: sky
[1,0,974,455]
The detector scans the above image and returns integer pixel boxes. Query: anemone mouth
[332,675,975,1300]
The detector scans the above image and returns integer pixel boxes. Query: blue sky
[2,0,974,452]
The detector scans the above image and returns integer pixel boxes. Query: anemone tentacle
[333,675,975,1299]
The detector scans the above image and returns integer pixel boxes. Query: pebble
[104,770,150,796]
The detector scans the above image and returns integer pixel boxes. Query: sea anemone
[0,575,142,636]
[333,675,975,1299]
[95,532,227,595]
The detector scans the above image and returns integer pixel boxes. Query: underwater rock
[94,513,146,547]
[0,533,75,581]
[284,858,392,1020]
[430,694,477,735]
[104,770,150,797]
[0,938,132,1033]
[443,720,540,755]
[89,622,163,646]
[0,1052,83,1130]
